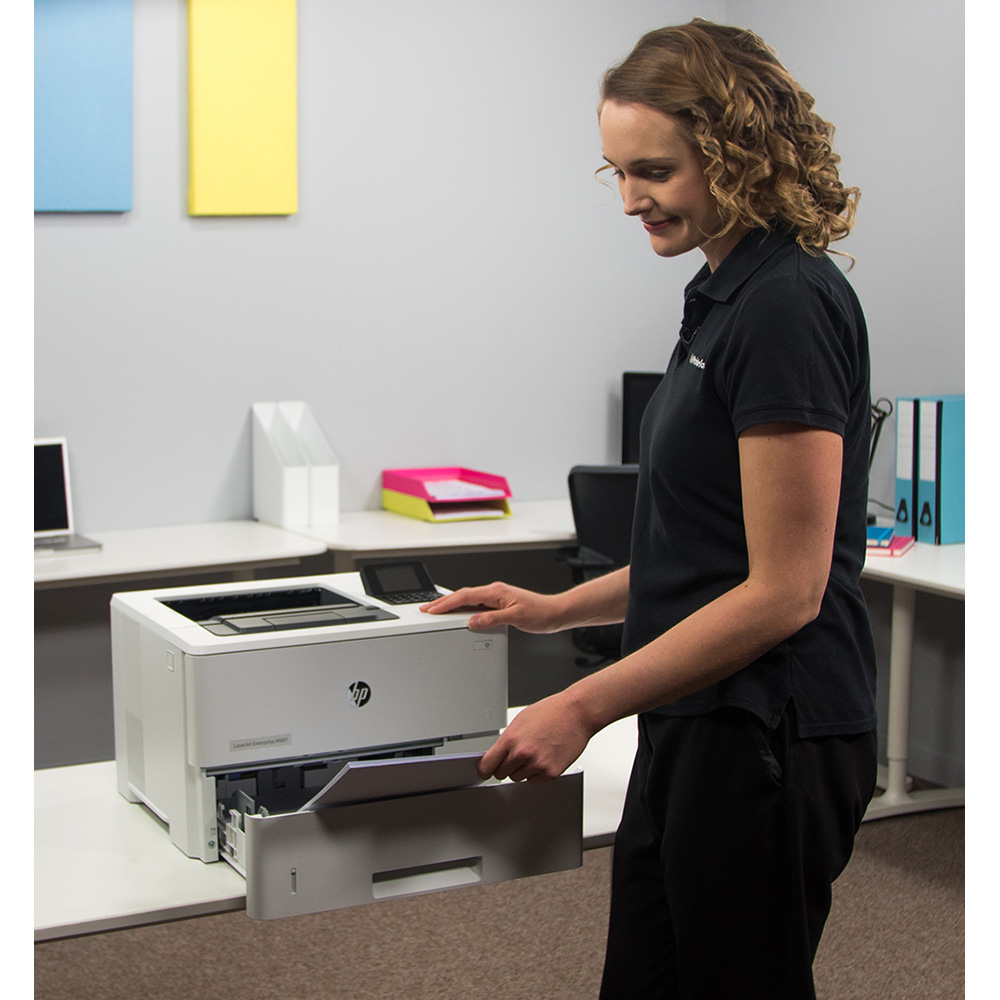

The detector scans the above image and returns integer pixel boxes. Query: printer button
[224,616,277,633]
[202,621,237,636]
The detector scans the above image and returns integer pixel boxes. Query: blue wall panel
[34,0,133,212]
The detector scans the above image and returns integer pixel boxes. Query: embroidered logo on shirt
[688,354,707,370]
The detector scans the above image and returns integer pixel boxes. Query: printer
[111,572,582,919]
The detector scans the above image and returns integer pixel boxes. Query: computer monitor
[621,372,662,464]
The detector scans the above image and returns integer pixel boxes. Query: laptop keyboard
[35,535,70,550]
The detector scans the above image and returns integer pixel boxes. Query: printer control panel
[359,560,444,605]
[161,586,399,636]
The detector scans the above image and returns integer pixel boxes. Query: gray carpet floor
[34,807,964,999]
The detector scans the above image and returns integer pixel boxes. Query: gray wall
[35,0,720,528]
[34,0,964,529]
[34,1,964,782]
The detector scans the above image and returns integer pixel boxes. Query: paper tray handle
[372,856,484,899]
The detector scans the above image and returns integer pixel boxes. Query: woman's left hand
[478,692,596,782]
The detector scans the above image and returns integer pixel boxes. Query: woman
[424,19,877,999]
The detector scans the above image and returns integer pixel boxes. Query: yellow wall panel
[188,0,297,216]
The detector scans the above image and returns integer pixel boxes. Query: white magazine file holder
[252,401,340,527]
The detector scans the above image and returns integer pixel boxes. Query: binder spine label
[917,399,939,543]
[894,399,916,531]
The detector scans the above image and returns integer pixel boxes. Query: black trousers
[599,703,877,1000]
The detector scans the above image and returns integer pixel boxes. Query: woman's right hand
[420,582,565,633]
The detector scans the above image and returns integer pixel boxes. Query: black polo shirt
[622,227,877,737]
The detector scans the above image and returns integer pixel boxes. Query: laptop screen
[35,439,72,535]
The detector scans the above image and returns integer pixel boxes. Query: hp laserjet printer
[111,572,582,919]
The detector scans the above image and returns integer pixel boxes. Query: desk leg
[864,582,964,820]
[331,552,359,573]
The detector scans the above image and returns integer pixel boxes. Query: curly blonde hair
[600,19,859,255]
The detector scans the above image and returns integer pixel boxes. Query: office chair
[560,464,639,666]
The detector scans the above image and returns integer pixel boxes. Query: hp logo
[348,681,372,708]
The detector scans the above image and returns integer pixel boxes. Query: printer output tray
[242,771,583,919]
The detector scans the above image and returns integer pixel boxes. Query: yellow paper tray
[382,489,512,523]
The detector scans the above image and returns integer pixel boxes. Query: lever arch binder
[894,395,964,545]
[252,402,339,528]
[894,398,917,535]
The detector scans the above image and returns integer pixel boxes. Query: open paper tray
[244,770,584,919]
[298,752,486,811]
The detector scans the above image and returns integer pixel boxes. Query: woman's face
[599,100,744,271]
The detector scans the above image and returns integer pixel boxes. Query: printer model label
[230,734,292,753]
[348,681,372,708]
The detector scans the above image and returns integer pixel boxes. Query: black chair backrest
[567,464,639,570]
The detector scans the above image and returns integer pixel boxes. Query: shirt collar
[684,225,798,305]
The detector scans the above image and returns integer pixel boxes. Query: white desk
[35,524,967,940]
[861,543,965,820]
[34,520,329,590]
[32,513,963,937]
[33,712,635,942]
[295,499,577,571]
[34,762,246,941]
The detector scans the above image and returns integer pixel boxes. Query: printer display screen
[161,586,398,636]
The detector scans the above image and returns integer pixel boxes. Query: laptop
[34,437,102,555]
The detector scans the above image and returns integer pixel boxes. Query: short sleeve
[717,266,859,437]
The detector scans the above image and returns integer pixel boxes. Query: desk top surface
[34,505,964,599]
[34,520,328,588]
[862,541,965,598]
[34,760,247,940]
[297,499,577,551]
